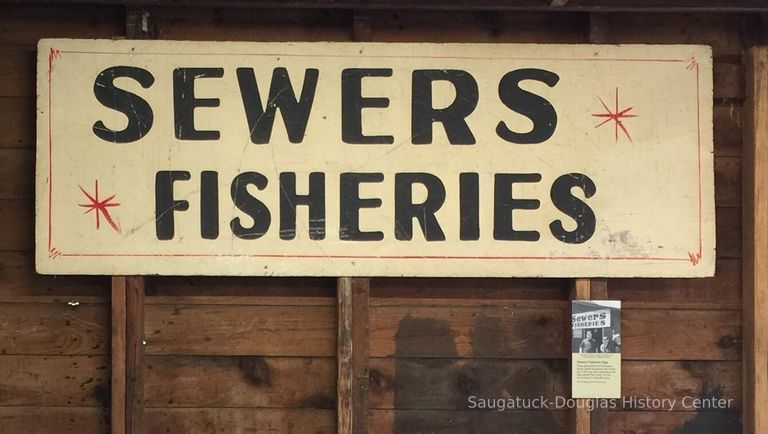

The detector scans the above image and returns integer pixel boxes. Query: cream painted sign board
[36,39,715,277]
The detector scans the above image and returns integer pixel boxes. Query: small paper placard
[571,300,621,399]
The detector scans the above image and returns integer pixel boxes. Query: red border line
[58,50,688,63]
[46,50,704,263]
[60,252,692,261]
[696,63,703,257]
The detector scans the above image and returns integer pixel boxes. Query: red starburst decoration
[592,87,637,143]
[78,180,121,233]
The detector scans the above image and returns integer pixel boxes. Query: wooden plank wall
[0,4,755,433]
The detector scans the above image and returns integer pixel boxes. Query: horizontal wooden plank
[0,45,35,98]
[621,309,741,361]
[715,157,741,208]
[369,304,740,360]
[0,252,108,303]
[10,0,768,12]
[0,148,33,199]
[369,409,567,433]
[0,97,33,148]
[144,275,336,305]
[367,10,586,43]
[0,355,108,406]
[621,361,741,410]
[368,359,739,411]
[577,13,744,58]
[714,104,743,157]
[370,304,566,359]
[0,199,33,251]
[0,406,108,434]
[608,258,741,310]
[607,410,742,433]
[144,356,335,408]
[145,304,336,356]
[716,206,741,258]
[0,302,108,355]
[145,408,335,433]
[151,7,351,41]
[368,358,568,410]
[372,278,569,302]
[0,4,124,44]
[715,62,745,101]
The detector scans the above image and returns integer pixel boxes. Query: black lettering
[494,173,541,241]
[549,173,597,244]
[412,69,478,144]
[394,173,446,241]
[459,172,480,240]
[155,171,190,240]
[496,68,559,144]
[230,172,271,240]
[341,68,394,144]
[279,172,326,240]
[237,67,319,144]
[339,173,384,241]
[173,67,224,140]
[93,66,154,143]
[200,171,219,240]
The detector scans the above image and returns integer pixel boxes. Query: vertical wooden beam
[337,277,370,434]
[110,277,127,434]
[337,14,373,434]
[110,9,149,434]
[111,276,145,434]
[586,280,608,434]
[743,46,768,434]
[589,13,613,434]
[125,276,145,433]
[569,279,591,434]
[569,278,609,434]
[337,278,354,434]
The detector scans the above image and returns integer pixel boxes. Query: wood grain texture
[150,7,351,42]
[578,13,744,57]
[0,46,34,98]
[368,358,568,410]
[0,252,108,303]
[337,277,371,434]
[0,302,107,355]
[351,278,370,434]
[0,97,34,148]
[369,409,567,434]
[111,277,126,434]
[368,304,740,360]
[608,258,741,310]
[569,279,590,434]
[0,407,108,434]
[337,278,353,434]
[606,411,741,434]
[124,276,145,434]
[0,4,124,44]
[144,304,336,356]
[0,355,109,406]
[743,46,768,434]
[12,0,765,12]
[144,408,335,433]
[144,356,335,408]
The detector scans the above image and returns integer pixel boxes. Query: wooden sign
[36,39,714,277]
